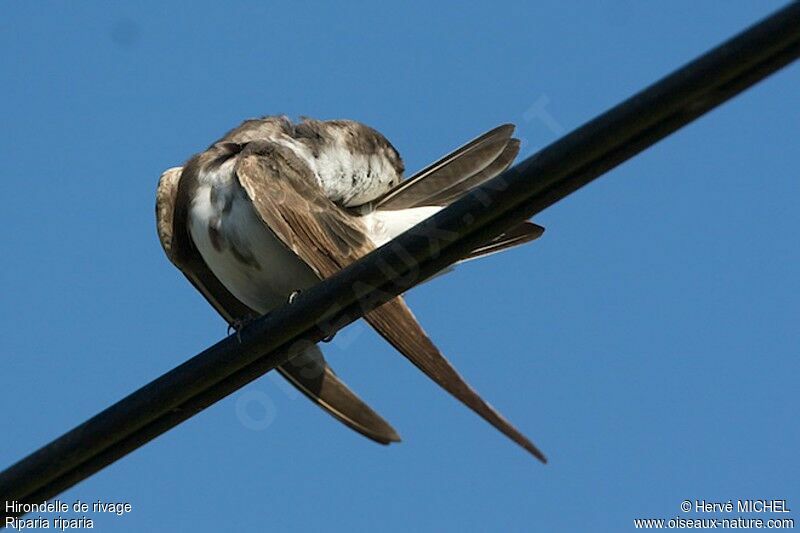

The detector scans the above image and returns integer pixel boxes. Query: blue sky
[1,2,798,531]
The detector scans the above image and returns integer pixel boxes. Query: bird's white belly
[188,184,319,314]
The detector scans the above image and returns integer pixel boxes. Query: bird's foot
[227,316,257,343]
[288,289,335,342]
[288,289,302,304]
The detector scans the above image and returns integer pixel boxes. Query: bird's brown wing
[235,141,546,462]
[372,124,515,210]
[367,126,544,264]
[156,167,400,444]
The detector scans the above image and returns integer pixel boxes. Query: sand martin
[156,116,547,461]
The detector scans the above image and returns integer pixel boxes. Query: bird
[156,116,547,462]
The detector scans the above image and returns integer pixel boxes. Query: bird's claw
[288,289,302,304]
[227,317,255,343]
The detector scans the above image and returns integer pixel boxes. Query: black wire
[2,1,799,520]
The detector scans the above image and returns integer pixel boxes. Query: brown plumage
[156,116,547,461]
[157,166,401,444]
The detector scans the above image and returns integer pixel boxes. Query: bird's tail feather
[364,297,547,462]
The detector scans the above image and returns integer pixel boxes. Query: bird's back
[218,116,405,207]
